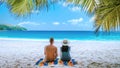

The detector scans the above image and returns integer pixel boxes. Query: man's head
[50,38,54,45]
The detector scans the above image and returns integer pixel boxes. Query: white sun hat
[62,40,69,46]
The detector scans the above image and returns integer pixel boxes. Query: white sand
[0,38,120,68]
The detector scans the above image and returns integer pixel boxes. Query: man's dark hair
[50,37,54,43]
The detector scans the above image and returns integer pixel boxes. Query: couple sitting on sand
[44,38,71,62]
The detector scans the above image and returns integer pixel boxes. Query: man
[44,38,58,62]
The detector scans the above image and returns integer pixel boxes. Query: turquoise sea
[0,31,120,40]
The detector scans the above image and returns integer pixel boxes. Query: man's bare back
[45,45,57,61]
[44,38,58,62]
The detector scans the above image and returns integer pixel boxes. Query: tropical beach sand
[0,39,120,68]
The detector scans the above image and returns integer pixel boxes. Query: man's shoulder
[45,45,57,49]
[54,46,57,50]
[45,45,50,48]
[52,45,57,48]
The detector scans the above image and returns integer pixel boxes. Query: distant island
[0,24,27,31]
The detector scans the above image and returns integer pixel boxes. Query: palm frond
[67,0,120,32]
[6,0,58,16]
[67,0,97,13]
[34,0,48,10]
[34,0,58,10]
[7,0,34,16]
[95,0,120,32]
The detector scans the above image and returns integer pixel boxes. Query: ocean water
[0,31,120,40]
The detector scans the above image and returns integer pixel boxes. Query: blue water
[0,31,120,40]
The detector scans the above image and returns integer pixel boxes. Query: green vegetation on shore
[0,24,27,31]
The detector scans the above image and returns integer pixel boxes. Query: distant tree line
[0,24,27,31]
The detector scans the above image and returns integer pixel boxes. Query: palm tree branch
[95,3,120,32]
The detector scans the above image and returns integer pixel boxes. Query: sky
[0,2,95,31]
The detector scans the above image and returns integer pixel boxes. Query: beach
[0,38,120,68]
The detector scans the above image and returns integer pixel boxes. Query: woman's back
[61,46,71,61]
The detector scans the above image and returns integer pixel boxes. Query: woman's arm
[60,47,62,57]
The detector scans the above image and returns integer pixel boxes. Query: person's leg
[54,58,59,64]
[35,58,43,65]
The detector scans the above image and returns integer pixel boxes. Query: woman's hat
[62,40,68,46]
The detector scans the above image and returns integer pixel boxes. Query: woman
[60,40,71,62]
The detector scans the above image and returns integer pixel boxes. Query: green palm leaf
[6,0,57,16]
[34,0,58,10]
[35,0,48,9]
[67,0,120,32]
[67,0,97,13]
[7,0,34,16]
[95,0,120,32]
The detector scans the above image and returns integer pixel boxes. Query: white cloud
[31,10,40,13]
[62,2,70,7]
[89,15,95,22]
[68,18,83,25]
[60,1,73,7]
[61,2,81,12]
[18,21,40,26]
[53,22,60,25]
[69,7,81,11]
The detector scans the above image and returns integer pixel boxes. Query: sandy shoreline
[0,39,120,68]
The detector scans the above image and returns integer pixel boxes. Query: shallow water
[0,31,120,40]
